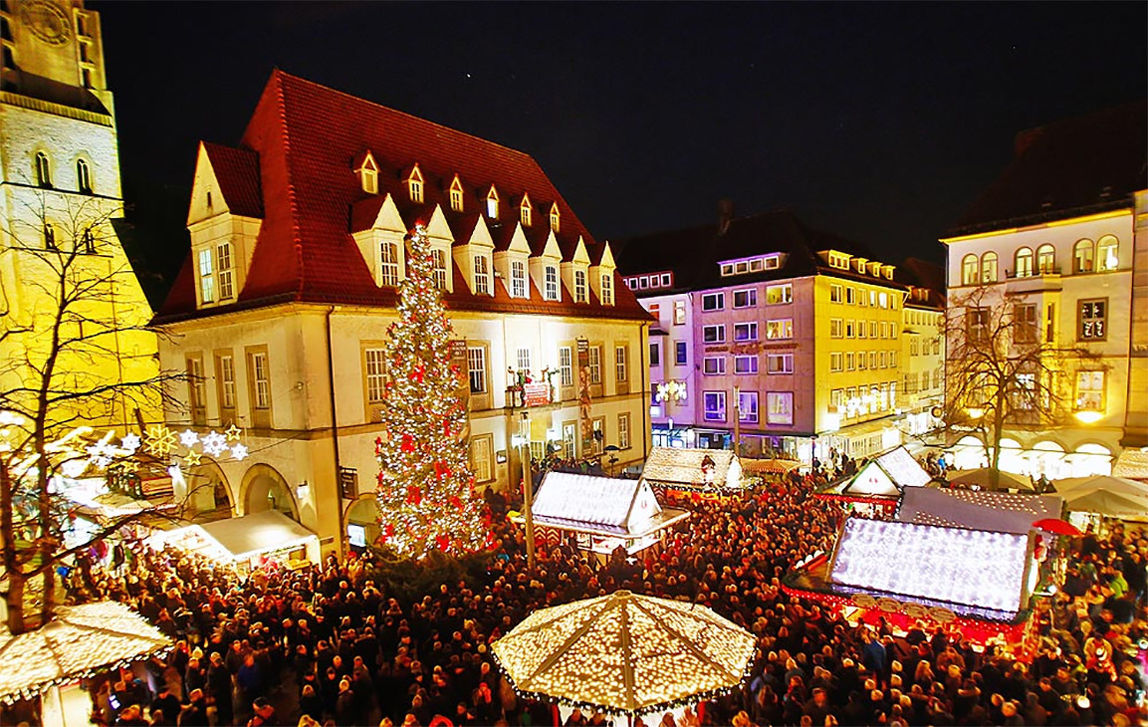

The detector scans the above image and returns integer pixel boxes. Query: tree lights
[374,225,487,558]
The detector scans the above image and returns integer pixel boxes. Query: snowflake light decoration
[201,431,228,457]
[119,433,141,455]
[144,425,177,456]
[179,429,200,448]
[229,443,249,461]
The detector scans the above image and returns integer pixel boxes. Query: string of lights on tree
[374,224,489,558]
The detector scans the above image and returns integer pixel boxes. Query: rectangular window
[218,354,236,409]
[879,292,889,308]
[470,436,493,483]
[589,346,601,384]
[544,265,560,300]
[198,248,214,303]
[516,348,531,373]
[1014,303,1038,343]
[600,273,614,305]
[617,413,631,449]
[1078,299,1107,340]
[575,269,588,303]
[187,357,206,419]
[879,351,887,368]
[702,292,725,311]
[432,248,448,290]
[474,254,491,294]
[830,284,843,303]
[869,321,878,339]
[830,352,843,372]
[857,321,866,339]
[648,304,660,321]
[1076,370,1105,412]
[615,345,628,381]
[831,388,843,411]
[511,259,527,298]
[467,347,487,393]
[858,352,867,370]
[738,390,759,423]
[845,320,855,338]
[846,287,855,305]
[830,319,843,338]
[846,352,855,371]
[661,273,672,286]
[765,284,792,305]
[734,355,757,374]
[365,348,386,403]
[733,289,757,308]
[673,300,687,325]
[869,351,877,369]
[380,241,400,286]
[766,319,793,339]
[216,242,234,300]
[703,391,726,421]
[766,392,794,425]
[967,306,990,342]
[735,261,749,274]
[703,325,726,343]
[251,352,270,409]
[703,356,726,375]
[767,353,794,374]
[870,291,878,307]
[559,347,573,387]
[649,342,661,367]
[562,422,576,459]
[733,322,758,342]
[675,341,688,365]
[890,351,897,367]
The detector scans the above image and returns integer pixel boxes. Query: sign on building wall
[577,338,592,453]
[523,383,551,407]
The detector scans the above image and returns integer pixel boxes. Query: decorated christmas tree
[374,225,488,558]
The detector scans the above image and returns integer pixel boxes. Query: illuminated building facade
[942,102,1147,477]
[152,71,653,555]
[618,207,937,462]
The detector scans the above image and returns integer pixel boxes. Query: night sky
[94,1,1146,299]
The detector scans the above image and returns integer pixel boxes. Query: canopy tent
[1053,475,1148,499]
[1063,488,1148,520]
[166,510,319,564]
[742,458,802,476]
[0,601,171,709]
[947,468,1037,492]
[816,446,931,510]
[527,472,689,555]
[492,590,755,717]
[1112,448,1148,481]
[897,488,1063,535]
[639,447,744,492]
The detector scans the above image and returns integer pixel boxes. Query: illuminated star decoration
[230,443,249,461]
[179,429,200,448]
[224,424,242,442]
[145,425,177,455]
[120,432,141,455]
[201,431,228,457]
[182,449,202,467]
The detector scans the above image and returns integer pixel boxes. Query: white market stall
[816,446,932,516]
[522,472,689,559]
[639,447,746,500]
[161,510,319,569]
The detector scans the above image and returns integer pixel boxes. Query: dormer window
[486,186,499,219]
[356,152,378,194]
[76,159,92,194]
[544,265,559,300]
[217,241,234,300]
[510,259,527,298]
[198,248,214,303]
[407,165,424,203]
[549,203,560,232]
[826,251,850,270]
[432,249,448,290]
[449,176,464,212]
[600,273,614,305]
[520,195,532,227]
[473,254,491,295]
[380,240,400,286]
[574,269,587,303]
[34,151,52,188]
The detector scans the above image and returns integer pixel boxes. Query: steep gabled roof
[201,143,264,219]
[949,101,1148,236]
[156,70,649,322]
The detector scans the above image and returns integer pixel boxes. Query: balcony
[1005,267,1061,294]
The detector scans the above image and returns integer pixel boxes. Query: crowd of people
[53,475,1148,727]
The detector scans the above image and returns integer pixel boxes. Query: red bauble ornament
[443,420,452,437]
[434,460,451,480]
[409,366,426,384]
[401,434,415,453]
[406,485,422,506]
[448,495,462,510]
[436,534,451,551]
[376,471,385,486]
[383,523,395,541]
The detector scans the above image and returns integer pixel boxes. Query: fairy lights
[492,590,756,716]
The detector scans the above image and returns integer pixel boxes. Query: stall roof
[829,517,1032,619]
[898,487,1063,534]
[639,447,743,490]
[532,472,688,537]
[819,447,931,499]
[195,510,317,560]
[1113,449,1148,481]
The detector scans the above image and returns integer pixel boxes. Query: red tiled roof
[202,142,264,219]
[156,71,649,323]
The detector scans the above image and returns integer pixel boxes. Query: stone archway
[344,495,381,550]
[239,463,299,521]
[184,457,234,521]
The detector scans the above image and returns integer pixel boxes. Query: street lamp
[518,411,536,570]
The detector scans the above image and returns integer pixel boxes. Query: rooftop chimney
[717,199,734,236]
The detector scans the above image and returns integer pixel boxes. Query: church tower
[0,0,159,432]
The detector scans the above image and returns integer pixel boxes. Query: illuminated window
[432,248,448,290]
[549,203,560,232]
[738,390,758,423]
[1073,239,1094,273]
[449,176,464,212]
[407,166,423,203]
[365,348,386,403]
[510,259,527,298]
[617,413,630,449]
[517,348,532,373]
[1076,370,1105,412]
[544,265,559,300]
[251,352,270,409]
[615,345,627,381]
[467,347,487,393]
[76,158,93,194]
[559,347,573,387]
[34,151,51,187]
[379,241,399,286]
[600,273,614,305]
[474,254,491,294]
[767,353,793,374]
[486,186,499,219]
[216,241,234,300]
[520,196,532,227]
[766,392,793,425]
[1036,244,1056,274]
[198,248,214,302]
[765,284,792,305]
[574,269,587,303]
[703,391,726,421]
[766,319,792,339]
[673,300,686,325]
[1097,235,1119,271]
[1014,247,1033,277]
[1078,299,1106,341]
[588,346,601,384]
[962,254,978,285]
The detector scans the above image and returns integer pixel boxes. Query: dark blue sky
[96,1,1146,285]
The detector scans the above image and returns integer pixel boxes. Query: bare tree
[0,192,184,633]
[941,284,1099,490]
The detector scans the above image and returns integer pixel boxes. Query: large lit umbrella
[1053,475,1148,499]
[492,590,756,717]
[0,601,172,706]
[948,468,1035,492]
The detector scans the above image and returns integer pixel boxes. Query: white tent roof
[532,472,684,536]
[639,447,743,490]
[1064,488,1148,520]
[193,510,317,560]
[1054,475,1148,499]
[1113,449,1148,481]
[948,468,1036,492]
[875,447,932,488]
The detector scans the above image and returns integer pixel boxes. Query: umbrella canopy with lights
[492,589,756,717]
[1054,475,1148,499]
[0,601,172,705]
[948,468,1036,492]
[1064,488,1148,520]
